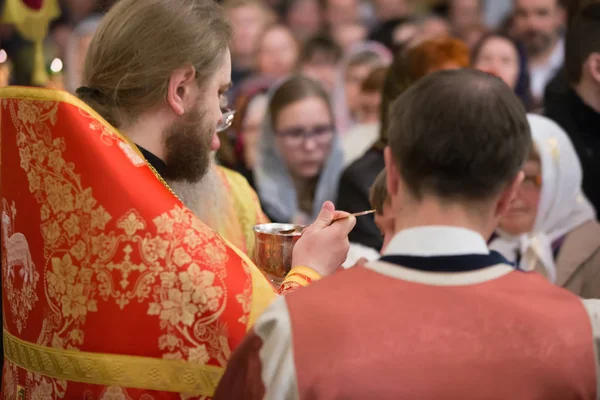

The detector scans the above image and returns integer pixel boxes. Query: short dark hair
[387,69,531,202]
[299,34,343,65]
[565,3,600,84]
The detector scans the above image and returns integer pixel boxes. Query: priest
[0,0,355,399]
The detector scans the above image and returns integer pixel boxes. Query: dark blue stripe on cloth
[379,251,515,273]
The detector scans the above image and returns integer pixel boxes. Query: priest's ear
[167,65,198,116]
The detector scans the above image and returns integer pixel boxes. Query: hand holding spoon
[278,210,376,235]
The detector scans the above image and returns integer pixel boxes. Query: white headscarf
[490,114,596,282]
[254,76,344,224]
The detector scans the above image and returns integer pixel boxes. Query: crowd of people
[1,0,600,398]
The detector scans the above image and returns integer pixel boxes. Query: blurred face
[474,37,520,89]
[410,18,451,48]
[498,159,542,235]
[227,5,267,60]
[301,60,337,93]
[375,202,395,251]
[258,27,299,78]
[274,96,334,178]
[450,0,482,32]
[513,0,563,56]
[345,63,376,117]
[393,23,419,49]
[357,90,381,123]
[163,51,232,183]
[287,0,322,39]
[326,0,360,27]
[332,23,368,51]
[373,0,413,20]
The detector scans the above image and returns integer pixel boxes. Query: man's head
[257,24,300,79]
[284,0,323,40]
[513,0,565,57]
[449,0,484,34]
[81,0,232,183]
[384,69,531,235]
[298,35,342,92]
[223,0,273,66]
[565,3,600,92]
[377,37,470,146]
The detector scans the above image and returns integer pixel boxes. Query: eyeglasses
[217,109,236,133]
[276,124,334,147]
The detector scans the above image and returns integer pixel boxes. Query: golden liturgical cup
[253,223,303,285]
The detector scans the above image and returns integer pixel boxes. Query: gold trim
[283,274,309,287]
[0,87,183,202]
[287,266,322,282]
[3,329,223,396]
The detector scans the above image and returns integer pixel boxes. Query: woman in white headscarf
[254,75,343,225]
[490,114,600,298]
[65,15,103,93]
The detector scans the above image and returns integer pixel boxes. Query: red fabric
[286,267,597,400]
[213,331,266,400]
[0,89,255,399]
[21,0,43,10]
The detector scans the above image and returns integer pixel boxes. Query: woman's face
[499,159,542,235]
[258,27,299,78]
[274,96,334,178]
[332,23,368,51]
[357,90,382,124]
[345,62,376,118]
[474,37,520,90]
[227,5,267,60]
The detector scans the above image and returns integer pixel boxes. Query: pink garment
[286,267,597,399]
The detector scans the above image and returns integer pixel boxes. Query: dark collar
[379,251,514,273]
[137,145,166,178]
[569,88,600,125]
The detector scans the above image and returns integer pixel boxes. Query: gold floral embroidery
[2,199,39,334]
[99,386,133,400]
[7,94,248,398]
[30,379,53,400]
[118,141,145,167]
[2,360,17,399]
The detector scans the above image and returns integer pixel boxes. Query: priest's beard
[168,158,226,228]
[163,107,213,183]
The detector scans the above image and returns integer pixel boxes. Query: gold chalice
[253,223,303,286]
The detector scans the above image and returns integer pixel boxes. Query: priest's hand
[292,201,356,277]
